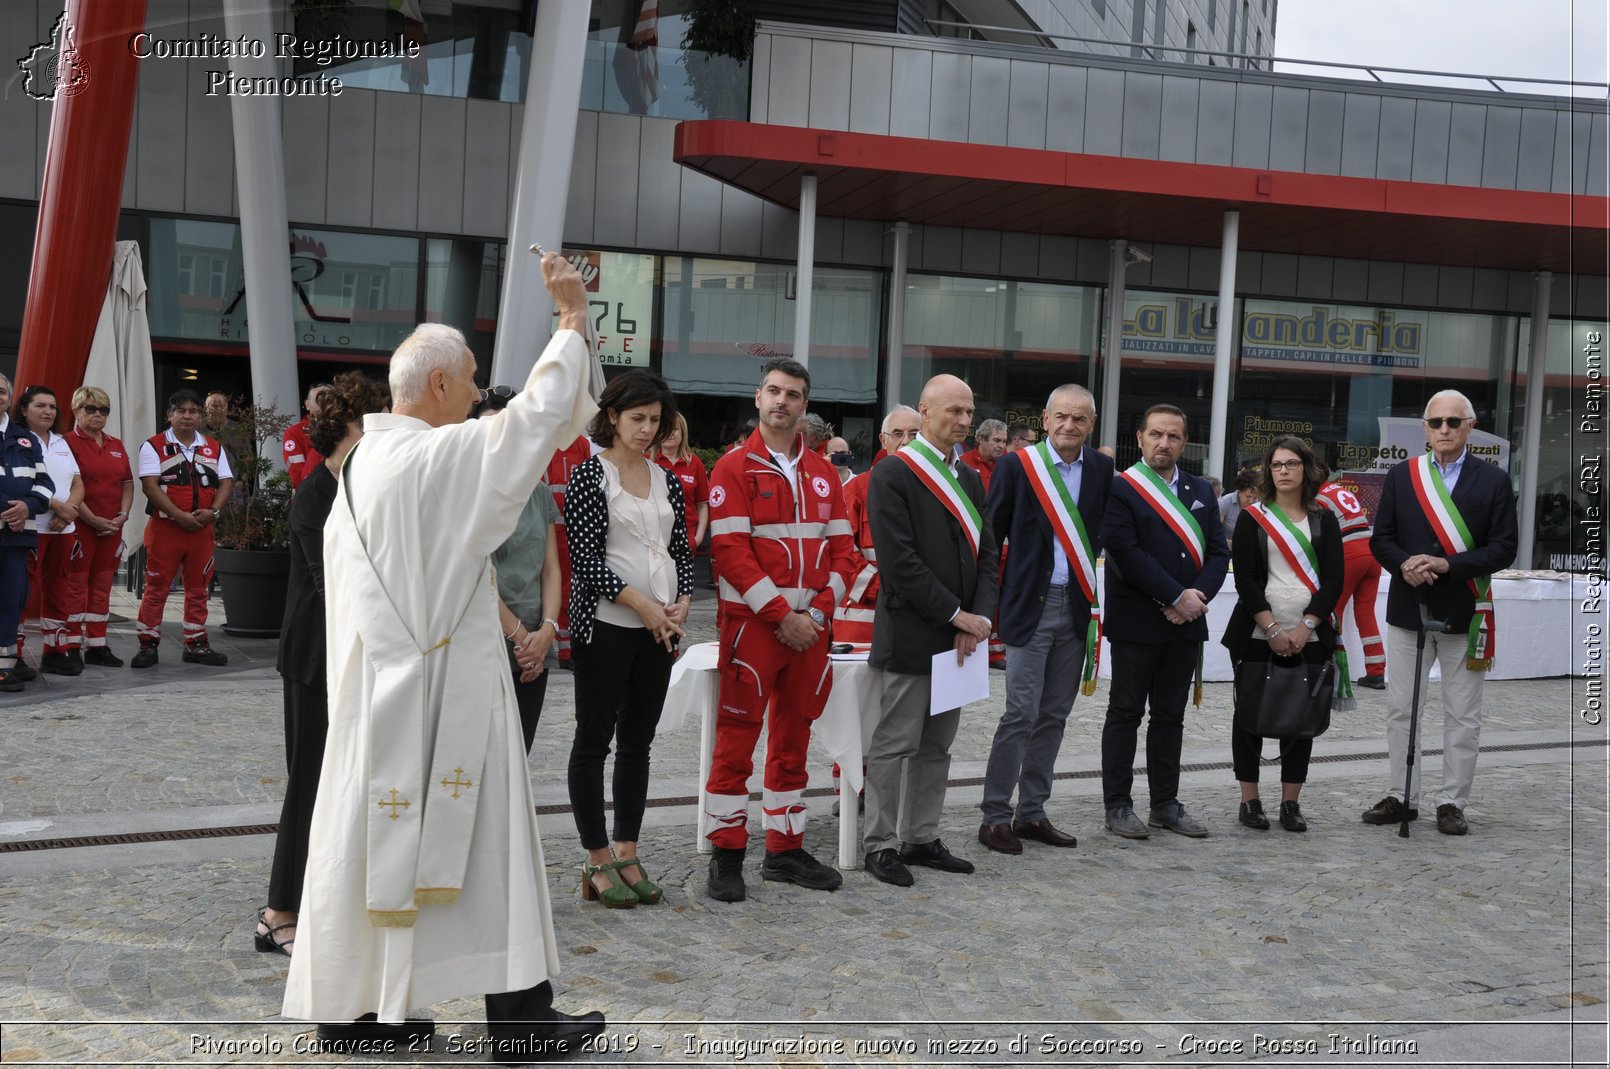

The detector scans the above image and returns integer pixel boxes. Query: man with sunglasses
[1365,390,1517,836]
[282,382,332,490]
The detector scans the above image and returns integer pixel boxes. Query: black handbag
[1233,656,1335,739]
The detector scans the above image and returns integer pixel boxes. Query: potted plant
[213,399,296,637]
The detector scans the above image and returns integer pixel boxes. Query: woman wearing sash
[1221,436,1343,833]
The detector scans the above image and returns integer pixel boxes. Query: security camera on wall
[1126,246,1153,265]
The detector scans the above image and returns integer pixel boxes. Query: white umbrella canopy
[82,240,157,557]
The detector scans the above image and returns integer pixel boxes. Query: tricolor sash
[1021,442,1103,693]
[898,437,983,558]
[1407,454,1496,670]
[1244,501,1354,703]
[1119,462,1205,570]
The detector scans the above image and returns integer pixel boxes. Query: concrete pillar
[223,0,301,425]
[1516,270,1553,571]
[793,175,818,367]
[885,221,910,406]
[1207,209,1240,483]
[491,0,590,386]
[1099,239,1128,453]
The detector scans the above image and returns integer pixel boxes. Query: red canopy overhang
[673,120,1609,276]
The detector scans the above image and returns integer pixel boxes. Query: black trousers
[1230,640,1323,783]
[268,676,328,912]
[506,643,551,754]
[1101,638,1197,810]
[567,621,673,850]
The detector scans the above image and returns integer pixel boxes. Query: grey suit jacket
[866,449,1000,675]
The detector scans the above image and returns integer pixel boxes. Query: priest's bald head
[390,324,480,427]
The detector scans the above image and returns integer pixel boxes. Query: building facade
[0,0,1603,569]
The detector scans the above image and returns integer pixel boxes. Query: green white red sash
[1119,462,1205,570]
[1407,454,1496,670]
[898,437,982,558]
[1021,442,1103,692]
[1244,501,1354,701]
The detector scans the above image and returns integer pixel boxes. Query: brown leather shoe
[1435,803,1469,836]
[1361,796,1418,825]
[1012,818,1077,848]
[977,822,1022,854]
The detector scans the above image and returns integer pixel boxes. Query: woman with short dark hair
[18,386,84,676]
[1221,435,1343,833]
[564,370,694,908]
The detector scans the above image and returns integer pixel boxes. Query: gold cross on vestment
[378,788,411,820]
[440,768,473,799]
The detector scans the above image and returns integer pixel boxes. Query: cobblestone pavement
[1,586,1605,1066]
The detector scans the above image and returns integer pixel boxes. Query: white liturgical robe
[282,329,597,1025]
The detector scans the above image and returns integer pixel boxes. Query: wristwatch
[1301,617,1318,630]
[541,617,559,633]
[806,607,826,627]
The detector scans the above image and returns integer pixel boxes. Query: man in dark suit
[863,375,1000,887]
[1363,389,1517,836]
[978,385,1112,854]
[1099,403,1229,839]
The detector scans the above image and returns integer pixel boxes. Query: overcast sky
[1274,0,1609,95]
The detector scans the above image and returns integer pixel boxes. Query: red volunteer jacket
[708,429,856,626]
[1317,480,1373,547]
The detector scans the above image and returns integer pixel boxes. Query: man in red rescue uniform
[281,382,330,490]
[544,434,596,666]
[1317,467,1386,689]
[133,390,234,668]
[833,405,921,646]
[704,358,856,903]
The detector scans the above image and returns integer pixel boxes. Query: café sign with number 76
[552,249,655,367]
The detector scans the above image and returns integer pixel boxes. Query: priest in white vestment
[283,255,605,1061]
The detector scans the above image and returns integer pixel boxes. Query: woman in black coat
[1221,435,1343,834]
[255,373,385,956]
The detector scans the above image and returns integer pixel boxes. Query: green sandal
[611,856,663,905]
[580,860,637,909]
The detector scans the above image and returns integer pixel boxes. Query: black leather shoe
[706,847,746,902]
[315,1013,434,1054]
[41,651,80,676]
[182,643,228,666]
[130,643,159,669]
[977,822,1022,854]
[899,838,974,873]
[863,848,913,887]
[1361,796,1417,824]
[489,1009,606,1065]
[11,660,35,682]
[1013,818,1078,848]
[83,646,124,668]
[761,848,842,891]
[1238,799,1270,830]
[1435,803,1469,836]
[1355,674,1386,690]
[1278,800,1308,833]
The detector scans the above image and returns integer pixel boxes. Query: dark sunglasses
[486,385,517,400]
[1424,417,1468,430]
[78,404,111,416]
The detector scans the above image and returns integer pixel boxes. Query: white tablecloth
[662,642,881,868]
[1090,568,1593,682]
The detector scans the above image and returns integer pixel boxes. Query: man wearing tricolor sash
[862,375,1000,887]
[1364,390,1517,837]
[1099,404,1229,840]
[978,385,1111,855]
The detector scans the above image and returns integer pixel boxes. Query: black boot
[706,846,746,902]
[485,981,605,1065]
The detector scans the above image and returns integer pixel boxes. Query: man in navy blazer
[978,385,1112,854]
[1363,389,1517,836]
[1099,404,1229,839]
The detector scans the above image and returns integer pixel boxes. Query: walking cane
[1400,590,1447,838]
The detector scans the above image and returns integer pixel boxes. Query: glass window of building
[424,238,506,376]
[661,257,881,448]
[1107,290,1228,471]
[903,274,1102,435]
[291,0,534,103]
[582,0,750,120]
[147,218,243,342]
[1518,317,1606,570]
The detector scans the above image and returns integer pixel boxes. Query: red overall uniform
[704,431,856,852]
[544,436,595,664]
[137,430,228,648]
[960,448,1006,666]
[653,451,710,548]
[831,466,880,646]
[282,418,324,490]
[1317,480,1385,680]
[63,428,133,652]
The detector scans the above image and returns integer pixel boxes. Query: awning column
[884,221,910,407]
[793,175,818,368]
[1207,209,1240,483]
[1099,239,1128,453]
[1516,270,1553,570]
